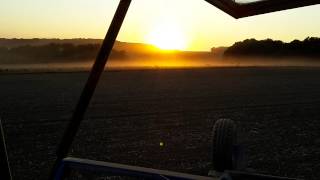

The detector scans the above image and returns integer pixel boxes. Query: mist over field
[0,38,320,72]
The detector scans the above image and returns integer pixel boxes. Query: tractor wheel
[212,119,237,172]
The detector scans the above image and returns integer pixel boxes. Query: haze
[1,0,320,51]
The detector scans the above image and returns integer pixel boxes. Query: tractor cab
[1,0,319,179]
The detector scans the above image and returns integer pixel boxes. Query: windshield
[0,0,319,180]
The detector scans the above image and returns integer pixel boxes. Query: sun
[146,21,187,50]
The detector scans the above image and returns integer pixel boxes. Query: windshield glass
[0,0,319,180]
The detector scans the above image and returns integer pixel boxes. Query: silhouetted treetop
[0,43,127,64]
[224,37,320,58]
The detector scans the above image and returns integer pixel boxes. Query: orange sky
[0,0,320,51]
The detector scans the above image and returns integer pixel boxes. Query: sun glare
[146,21,187,50]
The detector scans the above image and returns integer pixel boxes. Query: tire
[212,119,237,172]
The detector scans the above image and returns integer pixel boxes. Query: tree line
[0,43,127,64]
[224,37,320,58]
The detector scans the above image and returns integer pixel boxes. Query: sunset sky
[0,0,320,51]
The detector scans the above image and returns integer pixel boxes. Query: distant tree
[224,37,320,58]
[0,43,127,64]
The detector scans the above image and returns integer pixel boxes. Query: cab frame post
[0,118,12,180]
[50,0,132,179]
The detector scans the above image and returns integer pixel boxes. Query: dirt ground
[0,67,320,179]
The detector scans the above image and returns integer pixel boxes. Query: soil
[0,67,319,179]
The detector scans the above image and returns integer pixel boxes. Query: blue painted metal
[54,157,217,180]
[54,161,66,180]
[54,157,299,180]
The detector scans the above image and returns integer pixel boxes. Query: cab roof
[204,0,320,18]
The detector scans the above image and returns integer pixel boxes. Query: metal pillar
[0,118,12,180]
[50,0,132,179]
